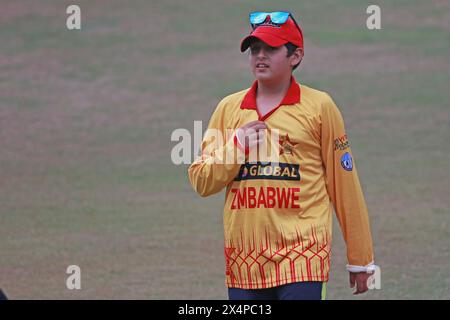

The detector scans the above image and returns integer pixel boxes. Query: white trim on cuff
[346,261,376,273]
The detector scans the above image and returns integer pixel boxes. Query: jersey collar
[240,75,301,111]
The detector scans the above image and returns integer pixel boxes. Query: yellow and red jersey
[188,76,374,289]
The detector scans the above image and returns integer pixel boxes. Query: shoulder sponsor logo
[334,134,350,151]
[341,152,353,171]
[234,162,301,181]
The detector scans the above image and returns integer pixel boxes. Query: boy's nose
[257,48,268,57]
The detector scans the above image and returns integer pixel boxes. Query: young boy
[188,11,376,300]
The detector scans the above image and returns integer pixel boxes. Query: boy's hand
[349,272,371,295]
[236,120,267,149]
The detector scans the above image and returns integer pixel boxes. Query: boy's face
[248,39,301,83]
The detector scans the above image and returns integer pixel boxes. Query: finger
[250,120,266,125]
[247,121,267,129]
[247,130,267,147]
[246,120,265,126]
[349,273,356,288]
[246,133,260,147]
[244,120,266,129]
[256,133,266,145]
[248,138,260,148]
[244,128,262,137]
[248,124,267,132]
[354,276,369,295]
[360,276,369,293]
[247,131,259,140]
[252,131,266,142]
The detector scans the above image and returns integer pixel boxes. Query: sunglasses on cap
[249,11,301,31]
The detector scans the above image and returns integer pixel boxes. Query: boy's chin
[253,72,274,82]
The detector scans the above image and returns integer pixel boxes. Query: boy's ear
[296,48,304,60]
[291,47,303,66]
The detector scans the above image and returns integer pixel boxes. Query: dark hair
[285,42,301,71]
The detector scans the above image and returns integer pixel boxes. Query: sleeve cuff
[346,261,376,273]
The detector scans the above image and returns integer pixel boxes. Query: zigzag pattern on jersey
[224,224,331,289]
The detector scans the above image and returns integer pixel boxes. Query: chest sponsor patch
[234,162,301,181]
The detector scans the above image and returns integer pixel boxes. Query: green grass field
[0,0,449,299]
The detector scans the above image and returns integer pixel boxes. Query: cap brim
[240,33,288,52]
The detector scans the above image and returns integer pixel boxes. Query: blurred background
[0,0,449,299]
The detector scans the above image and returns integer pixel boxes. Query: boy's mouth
[256,63,269,69]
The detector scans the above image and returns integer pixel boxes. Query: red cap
[240,16,304,52]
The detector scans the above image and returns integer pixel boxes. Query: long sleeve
[320,93,374,266]
[188,100,243,197]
